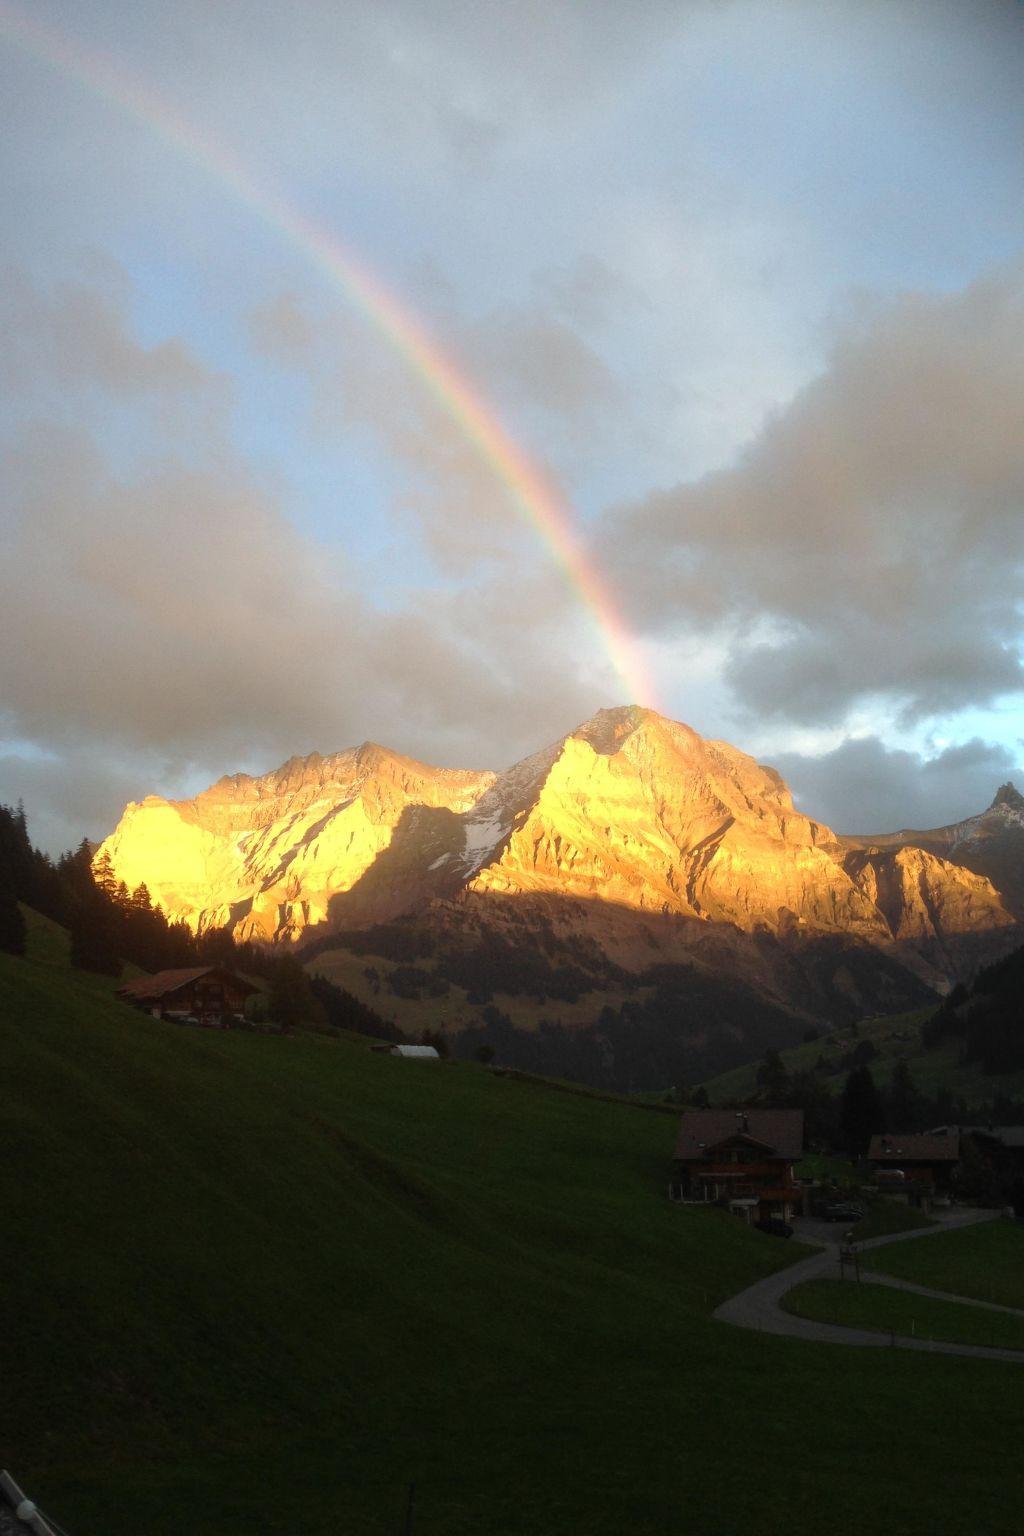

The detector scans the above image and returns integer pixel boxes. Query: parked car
[823,1202,864,1222]
[755,1217,794,1238]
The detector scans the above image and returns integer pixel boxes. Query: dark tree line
[749,1042,1024,1156]
[0,802,198,974]
[0,801,398,1039]
[921,946,1024,1075]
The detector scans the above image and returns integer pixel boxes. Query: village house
[117,966,256,1027]
[867,1129,960,1196]
[670,1109,804,1223]
[938,1125,1024,1213]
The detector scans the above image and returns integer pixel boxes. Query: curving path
[714,1207,1024,1363]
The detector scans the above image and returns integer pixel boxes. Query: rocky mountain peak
[571,704,657,756]
[95,710,1019,973]
[991,782,1024,813]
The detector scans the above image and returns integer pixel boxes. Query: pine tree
[888,1057,920,1130]
[267,953,316,1030]
[92,851,119,901]
[0,887,26,956]
[840,1065,883,1158]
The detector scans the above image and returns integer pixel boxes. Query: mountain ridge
[96,708,1020,1047]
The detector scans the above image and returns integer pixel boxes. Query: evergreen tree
[888,1057,920,1130]
[0,887,26,956]
[92,850,119,901]
[267,953,317,1030]
[840,1064,883,1157]
[756,1047,789,1101]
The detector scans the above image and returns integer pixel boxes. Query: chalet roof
[117,966,254,1003]
[390,1044,440,1058]
[868,1131,960,1164]
[674,1109,804,1161]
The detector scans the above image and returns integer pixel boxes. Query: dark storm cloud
[771,735,1022,836]
[604,262,1024,727]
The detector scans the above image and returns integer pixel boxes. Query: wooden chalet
[117,966,255,1027]
[670,1109,804,1222]
[867,1130,960,1193]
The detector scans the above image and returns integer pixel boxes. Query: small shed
[117,966,255,1027]
[388,1044,440,1059]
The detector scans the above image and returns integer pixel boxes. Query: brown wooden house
[867,1130,960,1194]
[117,966,255,1027]
[670,1109,804,1221]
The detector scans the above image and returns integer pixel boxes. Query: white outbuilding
[389,1044,440,1059]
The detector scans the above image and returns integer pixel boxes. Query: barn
[117,966,256,1027]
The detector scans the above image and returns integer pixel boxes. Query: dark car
[755,1217,794,1238]
[823,1202,864,1222]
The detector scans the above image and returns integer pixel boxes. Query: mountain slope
[842,782,1024,918]
[95,708,1020,1076]
[97,707,1016,956]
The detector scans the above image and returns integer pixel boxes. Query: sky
[1,0,1023,852]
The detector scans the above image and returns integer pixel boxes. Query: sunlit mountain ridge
[98,708,1019,1007]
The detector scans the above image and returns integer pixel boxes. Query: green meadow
[3,934,1024,1535]
[784,1279,1024,1352]
[865,1220,1024,1311]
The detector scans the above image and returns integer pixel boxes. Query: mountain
[841,782,1024,919]
[98,741,494,941]
[98,706,1016,952]
[99,706,1019,1081]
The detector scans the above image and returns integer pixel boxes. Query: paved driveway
[714,1208,1024,1363]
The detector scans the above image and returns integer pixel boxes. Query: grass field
[851,1198,934,1242]
[865,1220,1024,1311]
[4,941,1024,1535]
[783,1279,1024,1351]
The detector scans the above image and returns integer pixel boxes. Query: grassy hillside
[698,1005,1024,1107]
[783,1278,1024,1351]
[3,949,1024,1535]
[866,1222,1024,1310]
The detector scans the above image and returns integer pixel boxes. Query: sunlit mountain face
[97,708,1020,1056]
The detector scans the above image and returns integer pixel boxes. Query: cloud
[0,263,618,851]
[604,260,1024,727]
[770,734,1023,836]
[249,276,626,574]
[0,264,215,397]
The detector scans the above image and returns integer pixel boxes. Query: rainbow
[0,0,658,709]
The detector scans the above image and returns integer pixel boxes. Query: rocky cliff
[97,707,1018,998]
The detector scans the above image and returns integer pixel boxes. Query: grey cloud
[533,255,648,331]
[605,262,1024,727]
[0,267,613,850]
[0,418,603,850]
[770,735,1022,837]
[0,746,169,856]
[249,282,623,572]
[463,308,621,427]
[0,266,215,396]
